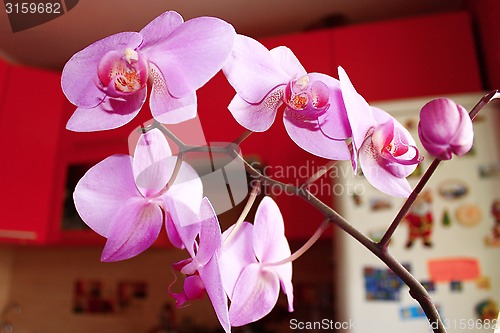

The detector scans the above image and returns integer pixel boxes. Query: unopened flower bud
[418,98,473,160]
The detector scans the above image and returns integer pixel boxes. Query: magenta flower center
[98,48,148,95]
[284,75,329,118]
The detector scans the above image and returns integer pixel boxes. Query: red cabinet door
[0,64,64,244]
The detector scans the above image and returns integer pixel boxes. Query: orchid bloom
[62,11,235,131]
[169,198,230,333]
[73,128,202,261]
[223,34,351,161]
[219,196,293,326]
[418,98,474,160]
[325,67,420,197]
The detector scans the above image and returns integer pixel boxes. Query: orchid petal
[253,197,289,263]
[307,72,351,140]
[220,222,257,299]
[183,275,205,301]
[199,255,231,333]
[181,198,221,274]
[228,88,283,132]
[165,211,184,249]
[149,63,198,124]
[284,108,350,160]
[418,98,461,144]
[164,161,203,226]
[269,46,306,78]
[229,263,280,327]
[62,32,143,109]
[170,275,205,307]
[450,105,474,156]
[223,34,289,103]
[132,128,173,197]
[101,199,163,261]
[359,140,413,197]
[139,11,184,50]
[372,107,419,174]
[66,89,146,132]
[73,155,142,237]
[252,197,294,312]
[164,198,201,256]
[146,17,235,98]
[338,66,375,169]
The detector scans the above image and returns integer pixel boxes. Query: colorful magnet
[485,200,500,247]
[400,305,426,319]
[404,191,433,248]
[368,228,387,243]
[352,193,363,206]
[369,197,392,211]
[475,276,491,290]
[438,180,468,200]
[456,204,482,227]
[363,264,410,301]
[450,281,463,292]
[428,257,480,282]
[478,163,500,178]
[441,209,451,227]
[420,280,436,292]
[475,299,499,321]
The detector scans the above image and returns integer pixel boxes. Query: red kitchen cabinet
[332,11,482,101]
[0,63,65,244]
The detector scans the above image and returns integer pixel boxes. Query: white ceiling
[0,0,465,70]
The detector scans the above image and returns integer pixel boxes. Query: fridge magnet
[428,257,480,282]
[351,193,363,207]
[363,265,410,301]
[403,191,433,248]
[475,276,491,290]
[485,199,500,247]
[404,118,417,131]
[420,280,436,293]
[455,204,482,227]
[441,209,452,227]
[368,228,388,243]
[369,197,392,211]
[478,162,500,179]
[449,281,463,292]
[438,179,468,200]
[475,299,499,321]
[400,305,426,319]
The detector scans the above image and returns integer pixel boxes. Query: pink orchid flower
[219,196,293,326]
[169,198,230,333]
[223,34,351,161]
[73,128,202,261]
[326,67,420,197]
[418,98,473,160]
[62,11,235,131]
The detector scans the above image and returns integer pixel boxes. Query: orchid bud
[418,98,474,160]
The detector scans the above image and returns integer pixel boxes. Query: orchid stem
[232,129,253,146]
[223,180,261,246]
[265,218,330,267]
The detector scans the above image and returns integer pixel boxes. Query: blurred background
[0,0,499,332]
